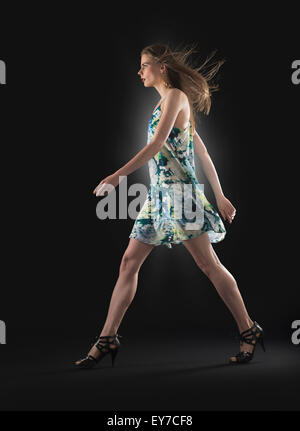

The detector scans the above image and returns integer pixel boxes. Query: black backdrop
[0,4,299,409]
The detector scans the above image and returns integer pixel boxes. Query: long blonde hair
[141,43,226,134]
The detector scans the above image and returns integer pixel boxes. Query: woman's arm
[92,140,163,195]
[93,90,184,195]
[193,130,224,200]
[193,130,236,223]
[115,89,184,178]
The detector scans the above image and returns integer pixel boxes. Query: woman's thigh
[120,238,155,273]
[182,232,222,273]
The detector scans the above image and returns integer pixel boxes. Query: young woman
[75,43,265,369]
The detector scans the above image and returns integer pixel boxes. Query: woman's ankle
[100,329,118,337]
[238,318,254,333]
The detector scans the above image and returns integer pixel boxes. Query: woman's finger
[93,180,105,194]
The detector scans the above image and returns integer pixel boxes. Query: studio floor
[0,329,299,411]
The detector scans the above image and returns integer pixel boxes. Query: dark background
[0,4,299,412]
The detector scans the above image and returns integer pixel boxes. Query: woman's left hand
[93,173,120,196]
[216,194,236,224]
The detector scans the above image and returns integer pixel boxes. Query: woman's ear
[160,64,167,74]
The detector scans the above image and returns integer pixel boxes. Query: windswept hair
[141,42,226,134]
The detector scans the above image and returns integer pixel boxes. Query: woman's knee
[195,255,222,277]
[119,253,141,275]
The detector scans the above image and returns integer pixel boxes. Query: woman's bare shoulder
[164,88,188,106]
[168,88,187,99]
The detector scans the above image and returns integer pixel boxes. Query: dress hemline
[129,227,226,249]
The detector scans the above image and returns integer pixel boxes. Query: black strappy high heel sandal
[229,321,265,364]
[75,334,122,369]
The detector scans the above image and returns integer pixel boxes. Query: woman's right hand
[216,194,236,224]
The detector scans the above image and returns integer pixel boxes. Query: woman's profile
[75,43,265,368]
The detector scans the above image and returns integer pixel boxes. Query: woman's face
[138,54,163,87]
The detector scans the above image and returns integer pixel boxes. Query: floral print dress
[129,103,226,249]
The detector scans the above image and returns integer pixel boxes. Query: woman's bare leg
[87,238,155,359]
[182,232,254,357]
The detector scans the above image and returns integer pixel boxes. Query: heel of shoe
[259,335,266,352]
[110,348,119,367]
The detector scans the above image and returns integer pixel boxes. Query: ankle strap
[94,333,122,353]
[98,333,122,341]
[240,322,262,346]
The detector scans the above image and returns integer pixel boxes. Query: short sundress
[129,102,226,249]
